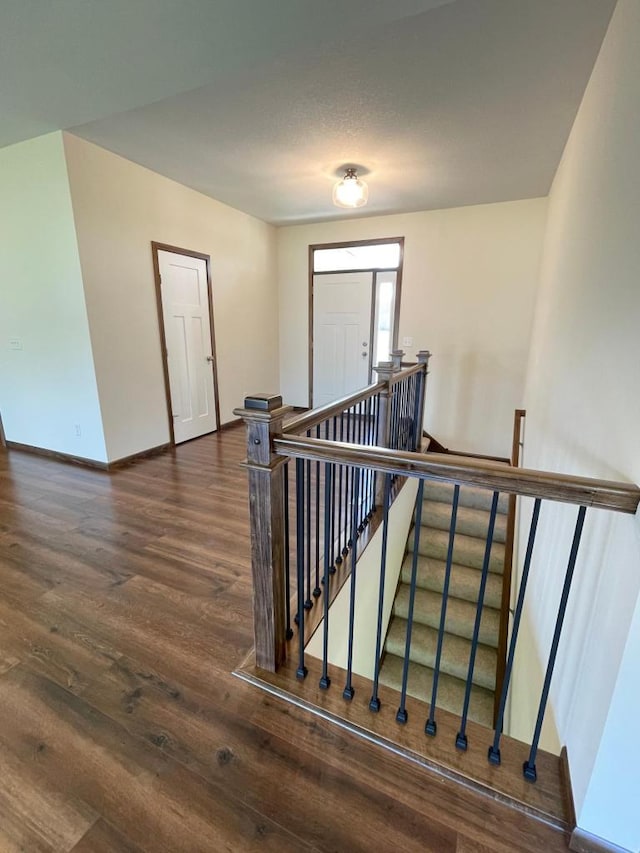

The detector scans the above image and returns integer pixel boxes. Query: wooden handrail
[283,381,385,435]
[388,362,424,385]
[274,436,640,514]
[285,361,427,436]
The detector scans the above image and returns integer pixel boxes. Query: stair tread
[378,652,494,728]
[393,583,500,648]
[385,616,497,690]
[423,480,509,514]
[401,553,503,609]
[421,500,507,544]
[408,526,506,574]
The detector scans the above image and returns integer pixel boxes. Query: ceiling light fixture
[332,167,368,209]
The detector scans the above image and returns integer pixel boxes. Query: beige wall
[0,132,107,461]
[513,1,640,847]
[63,133,279,462]
[277,198,547,458]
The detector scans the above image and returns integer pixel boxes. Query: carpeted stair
[379,480,508,727]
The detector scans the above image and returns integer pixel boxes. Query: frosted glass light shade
[332,168,368,208]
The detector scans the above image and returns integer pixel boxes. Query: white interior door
[158,250,217,443]
[313,272,373,407]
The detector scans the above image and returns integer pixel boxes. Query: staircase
[379,480,508,727]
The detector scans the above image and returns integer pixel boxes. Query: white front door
[158,250,218,443]
[313,272,373,407]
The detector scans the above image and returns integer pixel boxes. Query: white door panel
[313,273,372,407]
[159,250,217,443]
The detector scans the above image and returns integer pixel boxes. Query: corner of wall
[0,131,107,462]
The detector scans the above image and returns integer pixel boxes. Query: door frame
[151,241,221,445]
[308,236,404,408]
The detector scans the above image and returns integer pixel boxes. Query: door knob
[206,355,214,363]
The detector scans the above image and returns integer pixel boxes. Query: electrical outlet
[74,424,81,437]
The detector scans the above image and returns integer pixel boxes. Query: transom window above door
[313,241,402,273]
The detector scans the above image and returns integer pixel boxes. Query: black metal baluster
[343,467,361,701]
[330,416,337,572]
[350,404,357,544]
[305,445,312,610]
[336,413,344,563]
[426,483,460,736]
[344,410,351,538]
[523,505,587,782]
[346,407,354,546]
[356,402,364,529]
[408,377,414,449]
[372,394,380,509]
[397,479,426,724]
[413,371,423,450]
[283,461,293,640]
[322,419,332,579]
[320,462,334,690]
[360,401,367,527]
[348,414,353,516]
[369,472,392,712]
[400,377,404,450]
[365,396,373,519]
[295,458,307,679]
[314,424,321,597]
[456,490,500,750]
[409,375,415,449]
[489,498,541,764]
[390,384,397,449]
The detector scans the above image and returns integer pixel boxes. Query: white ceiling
[1,0,615,225]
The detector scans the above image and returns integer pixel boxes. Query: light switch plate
[402,336,413,348]
[8,338,22,350]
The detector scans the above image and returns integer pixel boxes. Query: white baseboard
[570,827,633,853]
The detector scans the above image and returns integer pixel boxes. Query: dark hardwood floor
[0,429,570,852]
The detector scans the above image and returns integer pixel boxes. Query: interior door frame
[308,236,404,408]
[151,241,221,445]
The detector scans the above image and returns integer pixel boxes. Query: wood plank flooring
[0,430,571,852]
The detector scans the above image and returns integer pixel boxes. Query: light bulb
[332,169,368,208]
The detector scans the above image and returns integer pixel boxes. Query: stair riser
[393,596,499,648]
[408,527,505,574]
[423,481,510,514]
[400,558,503,609]
[418,501,507,543]
[385,631,496,691]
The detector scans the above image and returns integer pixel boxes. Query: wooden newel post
[373,361,395,448]
[233,393,291,672]
[390,349,405,371]
[373,354,402,505]
[416,349,432,445]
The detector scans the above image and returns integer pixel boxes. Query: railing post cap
[242,393,283,411]
[417,350,432,363]
[390,349,405,371]
[373,361,394,378]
